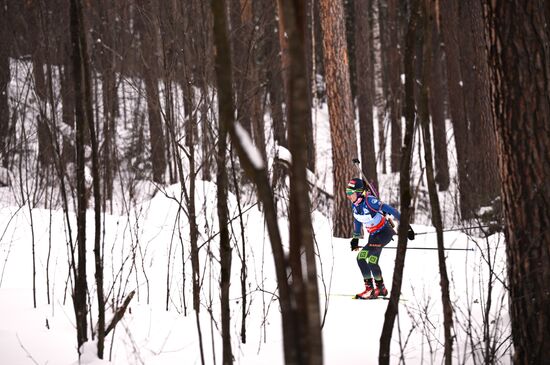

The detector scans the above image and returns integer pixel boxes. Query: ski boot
[355,278,375,299]
[373,279,388,297]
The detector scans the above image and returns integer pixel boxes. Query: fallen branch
[105,290,135,336]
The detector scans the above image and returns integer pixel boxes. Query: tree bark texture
[438,0,472,218]
[0,57,9,169]
[69,0,89,351]
[210,1,234,363]
[428,20,450,191]
[387,0,402,173]
[319,0,359,238]
[485,1,550,363]
[0,2,10,168]
[458,0,500,210]
[286,1,324,364]
[354,0,378,188]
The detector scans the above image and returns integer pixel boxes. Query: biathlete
[346,178,415,299]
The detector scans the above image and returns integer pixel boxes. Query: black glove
[407,226,415,240]
[350,238,359,251]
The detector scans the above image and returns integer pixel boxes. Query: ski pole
[414,225,493,236]
[358,246,474,251]
[383,246,474,251]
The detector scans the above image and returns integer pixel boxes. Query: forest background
[0,0,548,364]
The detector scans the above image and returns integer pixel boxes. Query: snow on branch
[234,122,264,169]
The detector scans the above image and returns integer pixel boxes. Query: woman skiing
[346,178,414,299]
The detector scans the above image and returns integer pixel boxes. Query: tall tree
[379,0,419,361]
[0,0,9,168]
[264,0,288,190]
[31,3,54,168]
[458,0,500,211]
[319,0,359,238]
[210,1,235,363]
[137,0,167,184]
[285,1,324,363]
[354,0,378,188]
[485,1,550,363]
[69,0,89,351]
[428,20,450,191]
[438,0,472,217]
[418,1,453,361]
[372,0,387,175]
[387,0,402,173]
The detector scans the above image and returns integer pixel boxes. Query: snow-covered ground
[0,179,510,364]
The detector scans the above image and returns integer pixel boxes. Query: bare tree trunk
[69,0,89,351]
[419,3,453,362]
[216,70,233,365]
[372,0,387,175]
[211,2,235,363]
[387,0,402,173]
[439,0,472,218]
[458,0,500,211]
[428,20,450,191]
[303,0,315,172]
[355,0,378,187]
[469,0,500,204]
[485,1,550,363]
[264,0,287,190]
[319,0,359,238]
[0,9,9,169]
[286,1,323,363]
[137,0,167,184]
[379,0,419,362]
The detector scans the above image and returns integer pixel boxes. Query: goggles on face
[346,189,358,196]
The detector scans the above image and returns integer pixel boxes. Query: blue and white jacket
[351,194,400,238]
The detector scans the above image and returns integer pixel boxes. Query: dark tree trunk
[439,0,472,218]
[355,0,378,188]
[0,20,9,168]
[98,0,117,202]
[303,0,315,172]
[379,0,419,362]
[428,20,450,191]
[286,1,324,363]
[485,1,550,363]
[458,0,500,211]
[319,0,359,238]
[216,88,233,365]
[211,2,235,363]
[229,0,251,135]
[387,0,402,173]
[265,0,287,190]
[69,0,89,351]
[32,54,54,167]
[418,3,453,362]
[373,0,387,175]
[138,0,167,184]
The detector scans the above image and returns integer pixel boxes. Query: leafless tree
[485,0,550,362]
[379,0,419,362]
[318,0,358,238]
[69,0,90,351]
[354,0,378,188]
[418,2,453,361]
